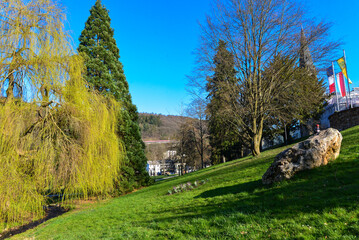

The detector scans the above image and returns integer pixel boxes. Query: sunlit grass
[14,126,359,239]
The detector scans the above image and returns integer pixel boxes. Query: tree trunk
[283,124,288,145]
[201,155,204,169]
[6,73,14,99]
[40,84,50,102]
[252,119,263,156]
[252,136,261,156]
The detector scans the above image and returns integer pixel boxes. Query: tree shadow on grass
[141,128,359,236]
[142,156,271,197]
[145,159,359,226]
[195,179,262,199]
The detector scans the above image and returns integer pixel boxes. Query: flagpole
[343,49,353,108]
[332,61,340,111]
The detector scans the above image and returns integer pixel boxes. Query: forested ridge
[139,113,191,140]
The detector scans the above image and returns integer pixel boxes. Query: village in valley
[1,0,358,239]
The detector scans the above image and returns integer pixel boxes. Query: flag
[337,57,353,84]
[336,72,346,97]
[326,66,336,93]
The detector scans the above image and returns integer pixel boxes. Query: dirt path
[155,175,177,182]
[0,205,67,239]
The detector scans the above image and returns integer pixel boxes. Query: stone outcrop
[262,128,342,185]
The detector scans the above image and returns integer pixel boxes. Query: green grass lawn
[13,126,359,239]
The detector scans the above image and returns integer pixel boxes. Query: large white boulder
[262,128,343,185]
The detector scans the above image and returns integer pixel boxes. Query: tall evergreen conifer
[78,0,150,191]
[206,40,242,164]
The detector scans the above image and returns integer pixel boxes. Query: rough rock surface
[262,128,342,185]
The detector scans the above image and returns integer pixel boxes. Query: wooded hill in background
[139,113,191,141]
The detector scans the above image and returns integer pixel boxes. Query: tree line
[177,0,339,168]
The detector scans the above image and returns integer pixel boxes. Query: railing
[327,94,359,112]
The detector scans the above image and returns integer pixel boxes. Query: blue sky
[61,0,359,115]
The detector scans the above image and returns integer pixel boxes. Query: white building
[147,150,179,176]
[163,150,176,159]
[147,161,162,176]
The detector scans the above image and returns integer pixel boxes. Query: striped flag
[337,57,352,84]
[336,72,346,97]
[326,66,335,93]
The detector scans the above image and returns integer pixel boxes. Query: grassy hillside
[14,126,359,239]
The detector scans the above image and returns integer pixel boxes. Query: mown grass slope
[15,126,359,239]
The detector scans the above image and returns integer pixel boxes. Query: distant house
[146,150,189,176]
[147,150,176,176]
[147,161,161,176]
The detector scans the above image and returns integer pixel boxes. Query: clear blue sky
[61,0,359,115]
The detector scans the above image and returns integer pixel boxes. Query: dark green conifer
[206,40,242,164]
[78,0,150,191]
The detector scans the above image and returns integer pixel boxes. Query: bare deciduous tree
[194,0,339,156]
[175,120,197,174]
[186,98,210,169]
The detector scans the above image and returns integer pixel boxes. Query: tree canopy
[195,0,339,156]
[78,0,150,190]
[0,0,124,224]
[0,0,72,101]
[206,40,244,164]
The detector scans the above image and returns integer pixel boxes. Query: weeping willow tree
[0,0,124,225]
